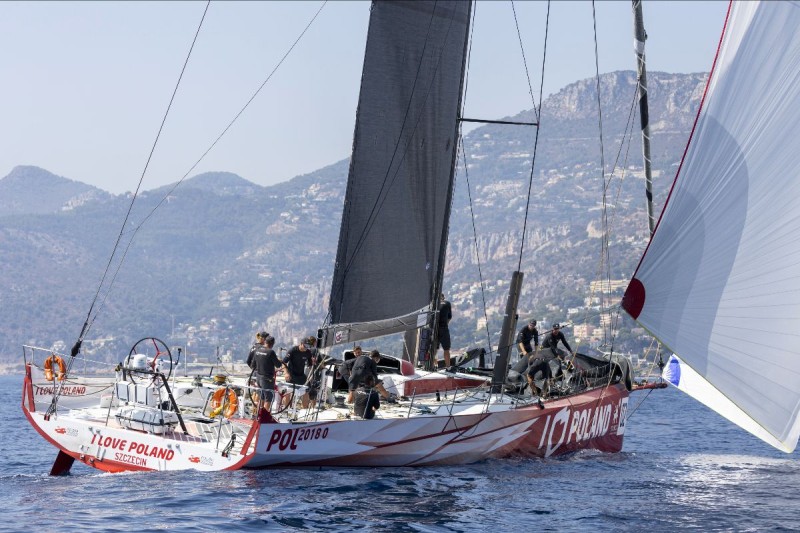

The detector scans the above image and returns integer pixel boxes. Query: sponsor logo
[539,399,624,457]
[615,397,629,436]
[55,427,66,434]
[266,426,330,452]
[91,434,175,461]
[188,455,214,466]
[54,426,78,437]
[34,385,87,396]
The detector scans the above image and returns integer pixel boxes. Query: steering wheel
[125,337,174,382]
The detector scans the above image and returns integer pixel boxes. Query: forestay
[622,1,800,452]
[323,1,471,347]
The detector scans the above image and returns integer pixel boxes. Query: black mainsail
[321,1,472,348]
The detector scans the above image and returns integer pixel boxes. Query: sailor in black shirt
[354,375,381,419]
[541,323,573,360]
[346,349,378,403]
[283,342,311,385]
[435,293,453,368]
[516,320,539,357]
[252,335,282,405]
[346,349,395,404]
[246,331,268,369]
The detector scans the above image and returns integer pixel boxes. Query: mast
[632,0,655,236]
[427,1,475,369]
[491,271,524,392]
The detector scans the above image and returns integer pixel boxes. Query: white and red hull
[248,384,628,467]
[22,364,628,473]
[22,367,259,473]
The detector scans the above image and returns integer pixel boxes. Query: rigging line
[458,141,493,352]
[602,90,639,356]
[514,0,549,272]
[84,1,328,336]
[329,2,460,319]
[598,135,636,356]
[625,387,656,420]
[124,1,328,236]
[590,1,612,347]
[73,0,211,347]
[510,0,539,118]
[459,0,476,144]
[456,2,493,352]
[581,84,637,351]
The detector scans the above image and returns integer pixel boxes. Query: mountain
[152,171,265,197]
[0,71,704,370]
[0,166,111,217]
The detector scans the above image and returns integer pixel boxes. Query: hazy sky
[1,1,729,194]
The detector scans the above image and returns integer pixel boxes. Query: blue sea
[4,374,799,532]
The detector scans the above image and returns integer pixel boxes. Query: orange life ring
[43,354,66,382]
[209,388,238,418]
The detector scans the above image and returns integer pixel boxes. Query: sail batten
[623,0,800,452]
[325,1,471,346]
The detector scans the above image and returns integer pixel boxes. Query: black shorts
[436,328,451,351]
[349,371,365,391]
[527,358,552,381]
[256,375,275,403]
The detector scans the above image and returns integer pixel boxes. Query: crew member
[283,340,311,385]
[252,334,282,406]
[541,323,574,360]
[434,293,453,369]
[354,375,381,419]
[347,349,394,403]
[247,331,267,369]
[541,323,575,379]
[282,339,313,409]
[516,320,539,358]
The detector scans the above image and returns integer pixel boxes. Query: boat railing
[23,344,118,377]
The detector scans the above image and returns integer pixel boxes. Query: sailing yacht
[22,0,635,474]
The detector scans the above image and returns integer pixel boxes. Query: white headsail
[622,1,800,452]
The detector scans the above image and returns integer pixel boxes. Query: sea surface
[4,374,799,532]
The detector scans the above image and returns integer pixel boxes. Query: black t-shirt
[439,300,452,330]
[516,325,539,352]
[354,389,381,419]
[283,346,310,382]
[350,355,378,379]
[542,331,572,354]
[246,343,259,369]
[252,346,281,380]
